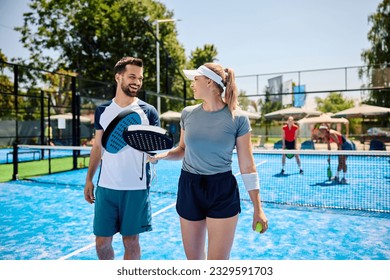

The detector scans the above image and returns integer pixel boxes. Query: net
[238,149,389,213]
[7,145,91,182]
[4,145,389,214]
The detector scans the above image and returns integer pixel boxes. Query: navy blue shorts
[285,140,295,149]
[176,170,241,221]
[341,139,356,150]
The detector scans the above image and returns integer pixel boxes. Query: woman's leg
[206,214,239,260]
[180,217,207,260]
[337,155,343,172]
[295,154,302,172]
[339,155,347,172]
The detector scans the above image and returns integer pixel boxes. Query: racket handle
[145,153,158,164]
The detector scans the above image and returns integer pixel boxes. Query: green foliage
[315,92,358,135]
[15,0,187,109]
[315,92,354,113]
[256,86,282,140]
[0,51,13,119]
[187,44,218,68]
[360,0,390,107]
[238,90,251,110]
[0,50,7,63]
[258,86,283,117]
[42,69,76,115]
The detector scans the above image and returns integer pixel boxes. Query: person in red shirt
[318,123,356,184]
[281,116,303,174]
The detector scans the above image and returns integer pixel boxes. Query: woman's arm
[294,127,299,149]
[281,127,286,149]
[329,130,342,150]
[236,132,268,233]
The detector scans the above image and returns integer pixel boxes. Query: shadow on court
[273,172,302,178]
[310,180,349,187]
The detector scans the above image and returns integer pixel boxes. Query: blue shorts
[176,170,241,221]
[93,186,152,236]
[285,140,295,150]
[341,139,356,150]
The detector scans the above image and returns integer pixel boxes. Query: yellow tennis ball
[255,222,263,233]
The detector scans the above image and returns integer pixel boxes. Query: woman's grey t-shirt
[180,104,251,175]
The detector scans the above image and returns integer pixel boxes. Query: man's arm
[84,129,103,204]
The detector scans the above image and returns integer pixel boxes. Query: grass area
[0,156,90,183]
[266,137,281,144]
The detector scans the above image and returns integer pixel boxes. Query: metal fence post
[12,142,18,180]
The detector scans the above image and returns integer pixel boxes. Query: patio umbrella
[264,107,322,120]
[298,113,349,125]
[332,104,390,118]
[238,110,261,120]
[160,110,181,122]
[298,113,350,137]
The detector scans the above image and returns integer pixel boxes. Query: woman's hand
[147,154,159,164]
[253,208,268,234]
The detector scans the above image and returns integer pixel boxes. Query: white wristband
[241,173,260,191]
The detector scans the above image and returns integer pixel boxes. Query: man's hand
[84,181,95,204]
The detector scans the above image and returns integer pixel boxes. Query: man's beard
[121,81,140,97]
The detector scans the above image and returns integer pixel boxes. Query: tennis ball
[255,222,263,233]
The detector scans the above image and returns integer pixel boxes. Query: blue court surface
[0,153,389,260]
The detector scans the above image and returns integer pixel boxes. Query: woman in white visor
[149,63,268,260]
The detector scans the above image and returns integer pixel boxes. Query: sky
[0,0,382,107]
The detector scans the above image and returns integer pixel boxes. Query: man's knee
[96,236,113,246]
[123,235,139,248]
[95,236,114,260]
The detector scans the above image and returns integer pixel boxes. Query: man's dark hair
[114,57,143,74]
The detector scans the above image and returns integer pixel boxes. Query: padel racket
[123,124,174,154]
[327,161,332,181]
[102,109,141,153]
[286,153,294,159]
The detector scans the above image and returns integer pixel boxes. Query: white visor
[319,125,329,130]
[183,65,225,88]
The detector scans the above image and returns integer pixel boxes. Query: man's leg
[123,235,141,260]
[96,236,114,260]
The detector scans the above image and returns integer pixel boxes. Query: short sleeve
[236,114,251,137]
[180,108,188,131]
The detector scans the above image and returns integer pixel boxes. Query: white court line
[59,160,267,260]
[58,203,177,260]
[152,202,177,217]
[58,243,95,260]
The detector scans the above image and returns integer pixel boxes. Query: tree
[360,0,390,107]
[0,51,14,119]
[315,92,356,135]
[315,92,354,113]
[238,90,252,111]
[42,69,77,115]
[258,86,282,140]
[187,44,218,69]
[0,51,42,120]
[15,0,187,105]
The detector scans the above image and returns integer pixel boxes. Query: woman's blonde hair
[204,63,239,114]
